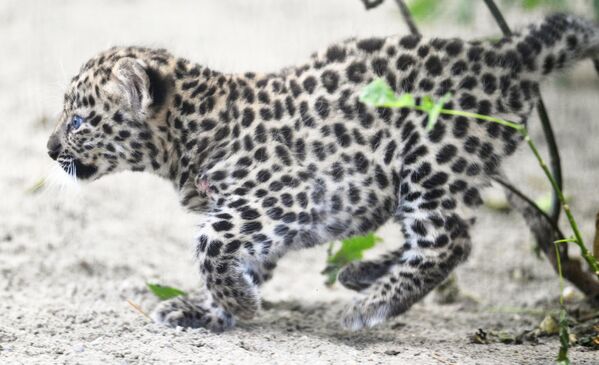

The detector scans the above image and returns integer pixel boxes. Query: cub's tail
[510,13,599,77]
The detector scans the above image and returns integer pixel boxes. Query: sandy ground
[1,0,599,364]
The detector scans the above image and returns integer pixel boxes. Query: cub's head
[47,47,173,181]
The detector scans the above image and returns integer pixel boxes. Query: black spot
[411,162,431,183]
[417,45,430,58]
[326,45,346,62]
[396,55,416,71]
[452,116,469,138]
[314,97,330,119]
[436,144,457,164]
[371,58,388,76]
[481,73,497,94]
[422,172,448,189]
[466,163,481,176]
[464,136,480,153]
[459,93,477,110]
[346,62,367,83]
[225,240,241,254]
[89,115,102,127]
[451,60,467,75]
[321,70,339,93]
[375,165,389,189]
[206,240,222,257]
[254,147,268,162]
[384,141,397,164]
[303,76,317,94]
[241,108,255,127]
[425,56,443,76]
[354,152,369,173]
[464,187,482,206]
[180,101,195,115]
[419,78,434,92]
[445,39,463,56]
[240,221,262,234]
[357,37,385,52]
[451,158,467,173]
[112,112,123,123]
[212,220,233,232]
[102,124,113,135]
[459,76,477,90]
[468,46,483,62]
[399,35,421,49]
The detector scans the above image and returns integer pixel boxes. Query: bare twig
[360,0,385,10]
[394,0,421,36]
[482,0,563,225]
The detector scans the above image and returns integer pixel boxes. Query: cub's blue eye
[71,115,84,130]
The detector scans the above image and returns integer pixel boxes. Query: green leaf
[360,79,415,108]
[425,93,452,132]
[456,0,474,24]
[147,283,187,300]
[522,0,542,9]
[420,96,434,112]
[408,0,441,21]
[360,79,398,107]
[329,233,382,265]
[323,233,382,286]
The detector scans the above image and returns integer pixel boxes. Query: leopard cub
[47,14,599,331]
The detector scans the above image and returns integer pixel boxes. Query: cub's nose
[47,134,62,161]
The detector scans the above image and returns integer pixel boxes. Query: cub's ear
[110,57,170,116]
[111,57,151,114]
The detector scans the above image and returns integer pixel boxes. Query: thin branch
[394,0,421,36]
[493,176,565,239]
[482,0,511,35]
[361,0,385,10]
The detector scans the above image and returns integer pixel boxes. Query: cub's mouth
[73,159,98,180]
[59,158,98,180]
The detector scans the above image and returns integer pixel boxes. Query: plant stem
[555,242,565,306]
[525,134,599,275]
[594,212,599,259]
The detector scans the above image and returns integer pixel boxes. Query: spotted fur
[47,14,599,331]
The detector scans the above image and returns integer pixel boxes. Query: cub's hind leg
[341,168,480,330]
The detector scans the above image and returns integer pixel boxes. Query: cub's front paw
[151,296,234,332]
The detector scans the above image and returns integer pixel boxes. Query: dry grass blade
[126,299,152,322]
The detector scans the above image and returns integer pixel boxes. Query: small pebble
[72,343,85,353]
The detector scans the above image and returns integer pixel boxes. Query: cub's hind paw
[151,296,234,332]
[341,298,391,331]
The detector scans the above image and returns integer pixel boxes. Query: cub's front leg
[152,204,278,331]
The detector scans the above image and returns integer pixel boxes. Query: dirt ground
[1,0,598,364]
